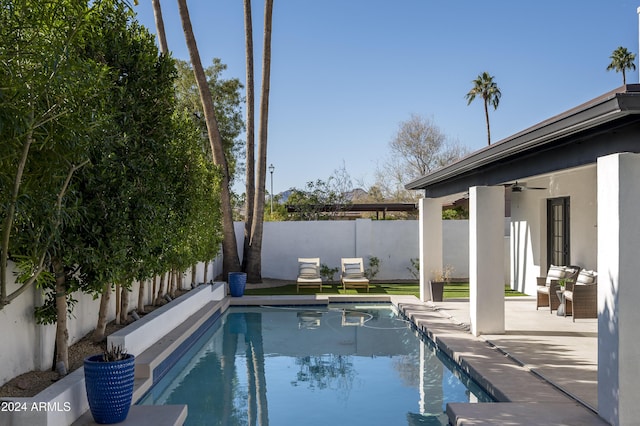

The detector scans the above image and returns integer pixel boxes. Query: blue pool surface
[138,304,493,425]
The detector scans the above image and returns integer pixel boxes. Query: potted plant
[84,345,135,424]
[429,265,454,302]
[228,271,247,297]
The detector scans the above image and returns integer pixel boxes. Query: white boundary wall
[235,219,472,281]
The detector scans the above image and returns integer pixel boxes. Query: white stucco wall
[238,219,471,281]
[597,153,640,425]
[510,166,598,295]
[0,274,40,385]
[0,270,117,385]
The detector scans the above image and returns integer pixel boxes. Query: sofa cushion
[576,270,597,285]
[546,265,566,286]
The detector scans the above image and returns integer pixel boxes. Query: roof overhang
[405,85,640,198]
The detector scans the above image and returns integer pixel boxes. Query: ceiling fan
[507,181,546,193]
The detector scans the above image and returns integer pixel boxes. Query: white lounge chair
[340,257,370,292]
[296,258,323,293]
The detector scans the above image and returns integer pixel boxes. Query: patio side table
[556,289,566,316]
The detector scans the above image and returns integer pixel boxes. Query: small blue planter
[228,272,247,297]
[84,354,135,424]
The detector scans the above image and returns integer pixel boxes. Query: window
[547,197,570,266]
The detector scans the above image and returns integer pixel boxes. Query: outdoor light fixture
[269,163,275,215]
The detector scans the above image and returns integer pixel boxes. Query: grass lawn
[244,282,527,299]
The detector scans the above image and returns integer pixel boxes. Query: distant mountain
[276,189,293,204]
[345,188,368,202]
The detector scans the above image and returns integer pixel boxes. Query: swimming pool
[137,304,493,425]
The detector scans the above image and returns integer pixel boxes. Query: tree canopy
[375,114,469,202]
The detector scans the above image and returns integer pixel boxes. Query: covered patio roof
[405,85,640,198]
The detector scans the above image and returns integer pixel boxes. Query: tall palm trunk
[177,0,241,276]
[151,0,169,54]
[246,0,274,283]
[483,99,491,145]
[242,0,256,272]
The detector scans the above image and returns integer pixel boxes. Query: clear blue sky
[133,1,639,195]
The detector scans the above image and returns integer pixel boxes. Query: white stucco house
[405,85,640,426]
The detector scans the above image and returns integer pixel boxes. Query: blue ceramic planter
[84,354,135,424]
[228,272,247,297]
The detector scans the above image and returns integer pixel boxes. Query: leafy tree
[173,59,245,183]
[442,206,469,220]
[2,0,224,371]
[375,114,468,201]
[75,1,224,343]
[466,71,501,145]
[285,177,352,221]
[607,46,636,85]
[0,0,110,308]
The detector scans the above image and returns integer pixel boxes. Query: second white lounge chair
[340,257,369,292]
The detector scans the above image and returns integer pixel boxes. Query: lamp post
[268,163,275,215]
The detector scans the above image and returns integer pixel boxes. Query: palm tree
[176,0,241,276]
[607,46,636,86]
[151,0,169,55]
[245,0,274,282]
[242,0,255,273]
[466,72,501,145]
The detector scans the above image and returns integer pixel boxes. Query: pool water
[138,304,493,425]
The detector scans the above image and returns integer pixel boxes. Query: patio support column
[469,186,505,336]
[597,153,640,425]
[419,198,442,302]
